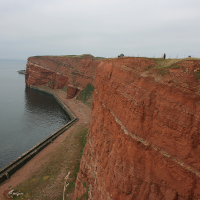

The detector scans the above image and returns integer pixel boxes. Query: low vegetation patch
[147,58,200,77]
[169,65,179,69]
[195,69,200,80]
[61,86,68,92]
[65,127,88,196]
[148,58,181,70]
[71,72,76,76]
[46,79,57,87]
[76,83,95,106]
[146,58,190,76]
[33,56,41,58]
[94,56,106,60]
[157,69,170,76]
[31,54,106,61]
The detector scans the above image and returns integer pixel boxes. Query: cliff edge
[74,57,200,200]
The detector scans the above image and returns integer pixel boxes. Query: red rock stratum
[74,57,200,200]
[25,54,102,98]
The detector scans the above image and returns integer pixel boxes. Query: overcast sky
[0,0,200,59]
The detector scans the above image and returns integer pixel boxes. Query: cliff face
[25,55,101,98]
[74,58,200,199]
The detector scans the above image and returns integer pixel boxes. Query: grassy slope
[76,83,95,107]
[147,57,200,77]
[149,57,200,68]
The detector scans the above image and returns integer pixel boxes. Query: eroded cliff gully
[25,55,101,98]
[74,57,200,200]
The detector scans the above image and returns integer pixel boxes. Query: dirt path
[0,91,91,200]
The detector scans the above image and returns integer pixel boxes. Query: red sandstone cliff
[74,57,200,199]
[25,55,102,98]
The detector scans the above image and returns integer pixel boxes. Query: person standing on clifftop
[164,53,166,59]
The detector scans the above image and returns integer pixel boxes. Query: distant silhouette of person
[164,53,166,59]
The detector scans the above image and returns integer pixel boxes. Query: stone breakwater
[74,58,200,200]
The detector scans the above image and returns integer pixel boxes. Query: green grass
[93,56,106,60]
[147,58,189,76]
[61,54,91,58]
[47,79,57,87]
[195,69,200,80]
[157,69,170,76]
[169,65,180,69]
[146,58,200,77]
[149,57,200,69]
[61,86,68,92]
[71,72,76,75]
[65,127,88,195]
[76,83,95,106]
[148,58,181,69]
[31,54,106,61]
[79,129,88,157]
[63,54,105,60]
[57,72,63,77]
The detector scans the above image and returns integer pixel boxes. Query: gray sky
[0,0,200,59]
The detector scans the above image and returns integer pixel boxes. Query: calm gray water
[0,59,70,169]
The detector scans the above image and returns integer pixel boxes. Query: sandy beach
[0,90,91,200]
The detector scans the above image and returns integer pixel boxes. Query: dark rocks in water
[17,70,25,74]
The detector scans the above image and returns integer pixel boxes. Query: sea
[0,59,70,170]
